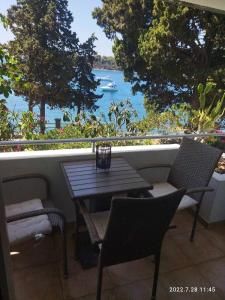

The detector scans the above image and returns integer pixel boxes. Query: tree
[70,35,102,114]
[7,0,100,133]
[93,0,225,109]
[0,46,21,98]
[0,14,22,98]
[94,54,118,70]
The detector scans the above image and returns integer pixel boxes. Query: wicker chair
[78,189,186,300]
[2,174,68,278]
[138,137,222,241]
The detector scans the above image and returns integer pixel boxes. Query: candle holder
[96,143,111,171]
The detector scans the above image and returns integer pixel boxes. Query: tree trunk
[40,98,46,134]
[77,104,81,115]
[28,100,33,112]
[191,93,199,109]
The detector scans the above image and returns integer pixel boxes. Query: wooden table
[61,157,152,265]
[62,157,152,200]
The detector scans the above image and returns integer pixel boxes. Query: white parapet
[1,144,224,223]
[0,145,179,222]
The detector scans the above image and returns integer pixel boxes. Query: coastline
[6,68,145,125]
[93,67,121,72]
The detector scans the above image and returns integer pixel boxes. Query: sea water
[5,69,146,124]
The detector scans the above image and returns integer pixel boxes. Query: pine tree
[70,35,102,114]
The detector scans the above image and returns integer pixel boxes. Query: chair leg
[74,203,80,260]
[96,259,103,300]
[151,251,161,300]
[190,204,200,242]
[63,226,68,278]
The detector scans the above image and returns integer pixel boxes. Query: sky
[0,0,113,56]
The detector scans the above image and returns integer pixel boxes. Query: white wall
[0,145,179,222]
[199,172,225,223]
[1,144,223,224]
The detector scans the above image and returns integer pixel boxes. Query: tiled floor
[11,211,225,300]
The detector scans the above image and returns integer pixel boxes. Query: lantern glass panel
[96,144,111,170]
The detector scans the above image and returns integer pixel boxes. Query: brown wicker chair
[138,137,222,241]
[2,174,68,278]
[78,189,186,300]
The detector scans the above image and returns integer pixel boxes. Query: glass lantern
[96,144,111,170]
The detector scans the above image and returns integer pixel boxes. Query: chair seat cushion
[90,211,110,240]
[150,182,198,210]
[5,199,52,245]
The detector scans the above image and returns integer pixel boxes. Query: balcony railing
[0,132,224,153]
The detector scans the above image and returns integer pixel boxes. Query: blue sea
[6,69,146,124]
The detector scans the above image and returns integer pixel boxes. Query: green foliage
[0,99,16,140]
[141,102,192,134]
[38,124,91,150]
[190,83,225,132]
[0,46,22,98]
[70,35,102,113]
[18,111,40,140]
[60,100,139,138]
[15,100,148,150]
[93,0,225,109]
[0,100,40,143]
[0,15,23,98]
[6,0,100,133]
[143,83,225,133]
[107,100,138,133]
[73,112,108,138]
[0,13,9,28]
[0,89,224,151]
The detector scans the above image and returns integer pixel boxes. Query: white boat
[100,82,118,92]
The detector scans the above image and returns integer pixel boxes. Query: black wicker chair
[78,189,186,300]
[138,137,222,241]
[2,174,68,278]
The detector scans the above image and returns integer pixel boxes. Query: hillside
[94,55,119,70]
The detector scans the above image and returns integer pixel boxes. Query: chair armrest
[136,164,172,171]
[6,207,65,223]
[77,200,103,245]
[2,174,50,198]
[186,187,214,195]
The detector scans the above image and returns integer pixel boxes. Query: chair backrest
[2,175,49,205]
[168,137,222,201]
[100,189,185,267]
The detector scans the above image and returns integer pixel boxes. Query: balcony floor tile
[13,263,63,300]
[11,210,225,300]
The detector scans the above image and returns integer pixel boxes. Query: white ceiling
[180,0,225,14]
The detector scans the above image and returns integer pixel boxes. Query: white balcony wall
[199,172,225,223]
[1,144,224,224]
[0,145,178,222]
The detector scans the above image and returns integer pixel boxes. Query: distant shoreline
[93,65,120,71]
[94,55,119,71]
[93,68,121,72]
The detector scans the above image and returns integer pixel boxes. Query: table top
[61,157,152,200]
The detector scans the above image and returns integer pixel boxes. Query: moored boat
[100,82,118,92]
